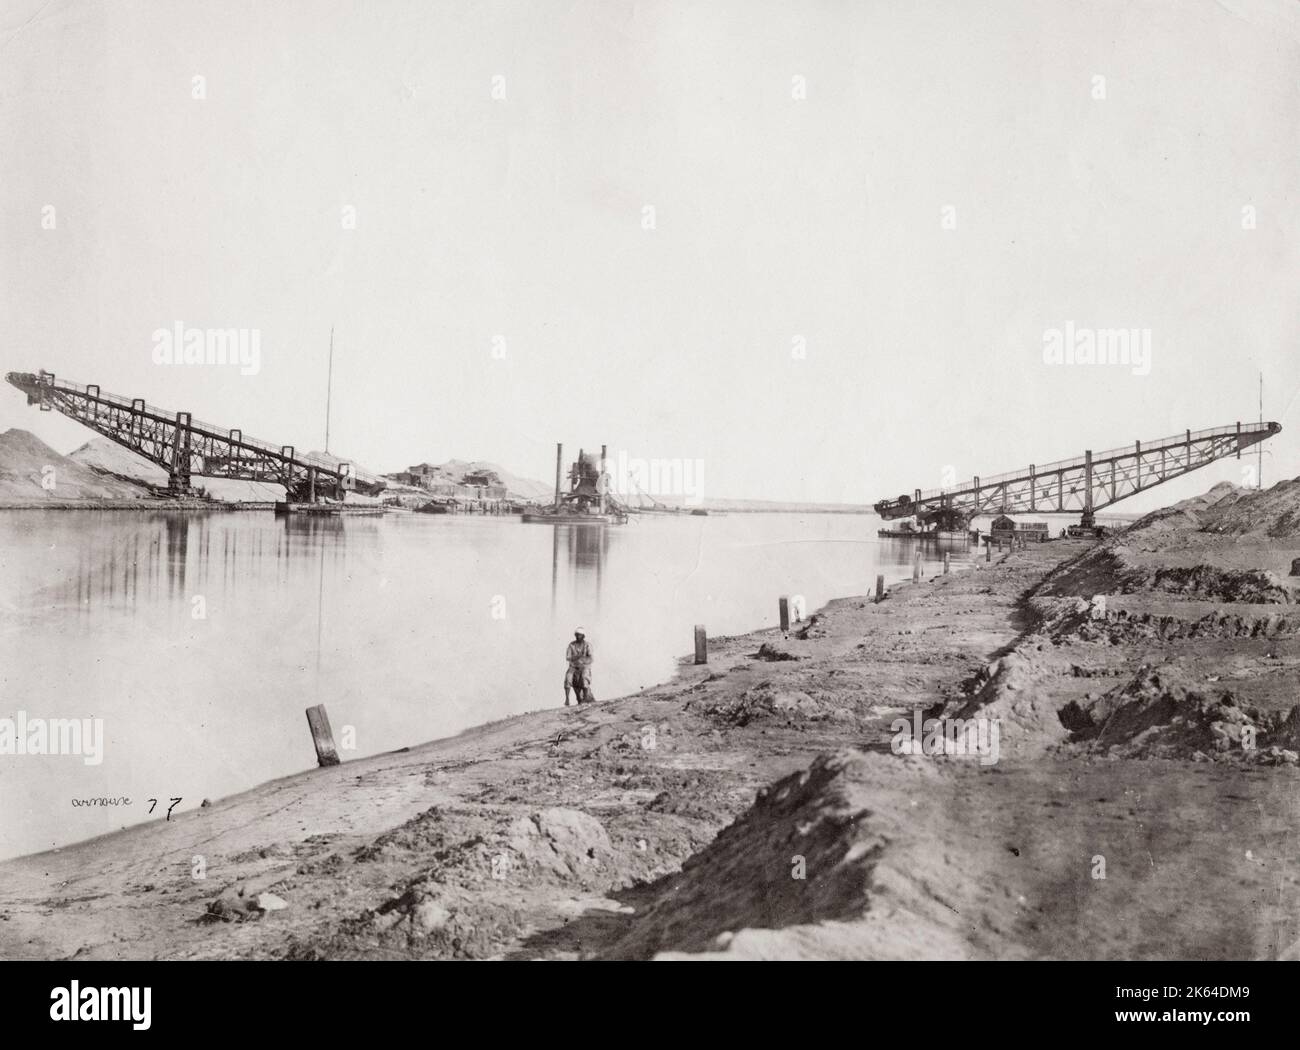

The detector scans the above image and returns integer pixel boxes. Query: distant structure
[392,463,508,501]
[387,462,511,512]
[522,443,627,525]
[5,369,383,502]
[875,422,1282,532]
[561,447,608,516]
[989,515,1049,544]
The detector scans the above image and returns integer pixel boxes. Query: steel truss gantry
[874,422,1281,528]
[6,369,385,502]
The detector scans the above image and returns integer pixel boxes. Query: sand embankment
[3,480,1300,960]
[0,430,287,507]
[0,429,150,503]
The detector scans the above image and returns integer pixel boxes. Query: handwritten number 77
[146,798,183,819]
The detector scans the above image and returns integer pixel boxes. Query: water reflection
[40,514,970,636]
[550,524,609,610]
[38,512,388,632]
[2,509,971,860]
[52,513,199,615]
[874,534,977,567]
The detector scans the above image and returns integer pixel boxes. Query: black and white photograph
[0,0,1297,1029]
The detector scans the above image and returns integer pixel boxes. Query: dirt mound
[67,438,166,484]
[937,647,1074,758]
[1043,538,1294,605]
[0,429,146,501]
[1037,594,1300,644]
[506,807,615,878]
[754,641,801,661]
[1150,564,1291,603]
[602,749,1013,960]
[69,438,285,502]
[690,681,857,727]
[1060,665,1300,764]
[1126,481,1250,534]
[1035,546,1147,598]
[1128,477,1300,540]
[276,801,630,960]
[354,801,621,889]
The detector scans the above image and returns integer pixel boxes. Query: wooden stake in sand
[875,574,885,602]
[694,624,708,664]
[913,551,922,583]
[778,596,791,632]
[943,551,950,575]
[305,704,341,767]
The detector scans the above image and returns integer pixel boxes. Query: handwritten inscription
[70,796,182,819]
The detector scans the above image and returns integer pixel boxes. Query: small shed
[991,515,1049,543]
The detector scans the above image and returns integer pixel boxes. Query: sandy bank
[3,502,1298,959]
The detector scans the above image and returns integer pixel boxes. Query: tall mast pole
[325,325,334,454]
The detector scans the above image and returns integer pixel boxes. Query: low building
[990,515,1050,542]
[390,463,510,508]
[463,469,507,501]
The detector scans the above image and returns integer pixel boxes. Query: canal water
[0,510,972,860]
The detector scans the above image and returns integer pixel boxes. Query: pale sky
[2,0,1297,507]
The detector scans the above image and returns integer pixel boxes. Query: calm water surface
[0,509,974,859]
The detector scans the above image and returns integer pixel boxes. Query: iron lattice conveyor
[874,422,1281,526]
[5,370,386,501]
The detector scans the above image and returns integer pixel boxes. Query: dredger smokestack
[554,443,562,508]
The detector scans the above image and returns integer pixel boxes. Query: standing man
[564,627,593,706]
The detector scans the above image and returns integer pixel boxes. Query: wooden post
[912,551,921,583]
[305,705,340,767]
[875,574,884,602]
[694,624,708,665]
[778,596,790,632]
[986,542,991,562]
[943,551,950,575]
